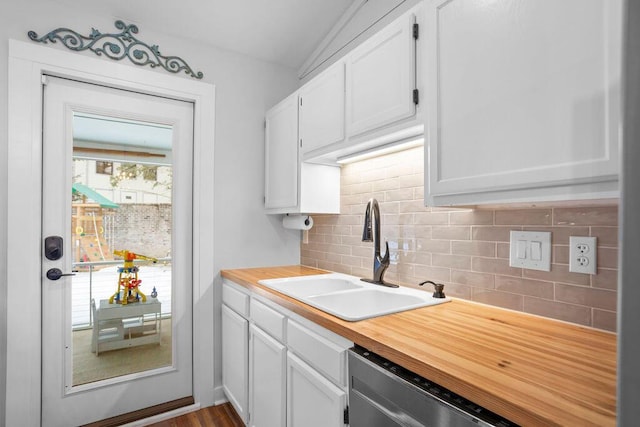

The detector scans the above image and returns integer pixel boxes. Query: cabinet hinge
[343,406,349,425]
[413,89,419,105]
[413,23,419,40]
[300,138,302,147]
[264,120,267,129]
[300,97,303,107]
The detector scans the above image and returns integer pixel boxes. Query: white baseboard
[120,386,229,425]
[213,385,228,405]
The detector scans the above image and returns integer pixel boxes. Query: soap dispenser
[418,280,446,298]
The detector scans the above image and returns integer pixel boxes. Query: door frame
[7,39,215,426]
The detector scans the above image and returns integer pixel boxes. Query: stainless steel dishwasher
[348,345,518,427]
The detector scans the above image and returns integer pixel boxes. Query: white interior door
[41,76,194,426]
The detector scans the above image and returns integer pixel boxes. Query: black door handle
[46,268,75,281]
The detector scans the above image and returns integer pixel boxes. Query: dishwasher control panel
[349,345,519,427]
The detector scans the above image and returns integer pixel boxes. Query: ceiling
[72,113,174,166]
[73,113,172,151]
[48,0,356,69]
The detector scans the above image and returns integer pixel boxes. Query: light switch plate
[509,231,552,271]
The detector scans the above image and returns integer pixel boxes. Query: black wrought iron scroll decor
[28,20,203,79]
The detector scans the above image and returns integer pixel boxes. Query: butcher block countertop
[221,265,617,427]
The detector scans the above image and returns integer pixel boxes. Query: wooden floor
[147,403,244,427]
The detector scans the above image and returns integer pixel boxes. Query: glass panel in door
[71,113,174,385]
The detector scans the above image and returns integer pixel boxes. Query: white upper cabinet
[424,0,622,205]
[268,5,423,166]
[264,94,340,215]
[265,93,299,211]
[299,61,345,155]
[346,9,417,138]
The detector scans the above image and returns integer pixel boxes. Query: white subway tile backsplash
[495,209,553,225]
[449,210,494,225]
[302,147,619,331]
[451,241,496,257]
[451,270,495,289]
[553,206,618,226]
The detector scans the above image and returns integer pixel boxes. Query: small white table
[92,298,161,355]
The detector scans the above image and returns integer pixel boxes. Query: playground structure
[72,203,116,266]
[110,250,158,305]
[71,183,119,266]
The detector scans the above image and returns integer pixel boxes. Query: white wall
[0,1,301,420]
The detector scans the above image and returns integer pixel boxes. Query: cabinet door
[265,93,299,210]
[287,353,346,427]
[346,10,416,138]
[249,325,286,427]
[299,62,345,155]
[222,305,249,423]
[425,0,622,205]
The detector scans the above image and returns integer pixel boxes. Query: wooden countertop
[221,265,617,426]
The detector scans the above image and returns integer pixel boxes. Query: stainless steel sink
[258,273,450,321]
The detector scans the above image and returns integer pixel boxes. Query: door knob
[46,268,75,281]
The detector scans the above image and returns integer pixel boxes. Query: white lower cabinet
[222,304,249,424]
[249,324,286,427]
[287,352,347,427]
[222,280,351,426]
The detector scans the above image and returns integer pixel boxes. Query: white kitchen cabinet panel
[265,94,340,215]
[298,163,340,214]
[299,61,345,155]
[425,0,622,205]
[287,352,347,427]
[223,280,250,317]
[265,93,299,211]
[287,319,349,387]
[249,325,287,427]
[265,161,340,215]
[250,298,286,343]
[222,304,249,424]
[346,9,417,138]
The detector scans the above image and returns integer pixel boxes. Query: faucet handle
[418,280,446,298]
[382,241,390,264]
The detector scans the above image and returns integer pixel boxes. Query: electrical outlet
[569,236,597,274]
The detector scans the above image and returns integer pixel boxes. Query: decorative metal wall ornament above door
[28,20,204,79]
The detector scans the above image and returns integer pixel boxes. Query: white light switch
[509,231,551,271]
[517,240,527,259]
[531,241,542,261]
